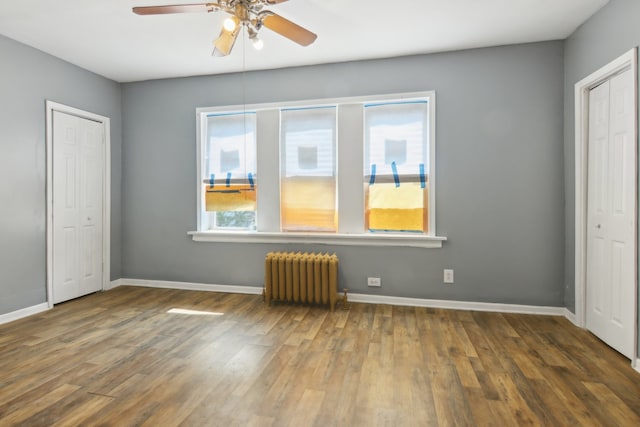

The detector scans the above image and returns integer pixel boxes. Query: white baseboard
[0,303,50,325]
[0,281,572,328]
[105,278,124,290]
[120,278,264,295]
[563,308,579,326]
[634,359,640,374]
[120,278,564,316]
[347,293,566,316]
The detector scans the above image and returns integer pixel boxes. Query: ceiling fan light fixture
[252,36,264,50]
[223,16,237,32]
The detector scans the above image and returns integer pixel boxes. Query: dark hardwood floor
[1,286,639,426]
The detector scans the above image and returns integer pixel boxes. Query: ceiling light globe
[252,37,264,50]
[223,17,236,32]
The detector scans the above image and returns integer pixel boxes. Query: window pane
[215,211,255,228]
[281,107,337,232]
[281,177,336,231]
[203,112,257,230]
[365,182,427,232]
[364,101,429,233]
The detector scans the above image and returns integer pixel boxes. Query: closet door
[586,68,635,359]
[52,111,104,303]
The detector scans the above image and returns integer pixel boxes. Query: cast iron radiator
[264,252,345,311]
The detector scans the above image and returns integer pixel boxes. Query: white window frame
[191,91,446,248]
[363,99,431,233]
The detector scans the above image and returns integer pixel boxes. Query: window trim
[193,91,445,248]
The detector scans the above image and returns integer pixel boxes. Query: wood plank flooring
[1,286,639,426]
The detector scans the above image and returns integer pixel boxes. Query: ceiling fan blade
[261,12,317,46]
[133,3,217,15]
[212,16,241,57]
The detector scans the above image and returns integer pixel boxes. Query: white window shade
[281,107,336,177]
[206,112,256,180]
[365,101,428,179]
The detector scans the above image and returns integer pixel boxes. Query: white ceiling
[0,0,609,83]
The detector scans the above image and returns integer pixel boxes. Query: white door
[586,68,636,359]
[52,111,104,304]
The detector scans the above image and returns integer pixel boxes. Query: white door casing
[586,70,635,359]
[46,101,111,307]
[574,48,638,365]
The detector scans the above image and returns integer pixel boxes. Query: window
[364,101,429,233]
[280,107,337,232]
[201,112,257,230]
[194,91,442,247]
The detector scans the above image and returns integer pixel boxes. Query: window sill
[188,230,446,248]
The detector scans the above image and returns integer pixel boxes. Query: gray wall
[122,41,565,306]
[563,0,640,312]
[0,35,122,315]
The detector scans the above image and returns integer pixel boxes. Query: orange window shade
[205,184,256,212]
[281,177,336,232]
[365,182,428,233]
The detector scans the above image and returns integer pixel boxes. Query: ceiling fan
[133,1,317,57]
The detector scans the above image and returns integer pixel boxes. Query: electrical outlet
[443,269,454,284]
[367,277,381,287]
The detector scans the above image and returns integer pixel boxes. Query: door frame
[45,101,111,308]
[574,48,638,364]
